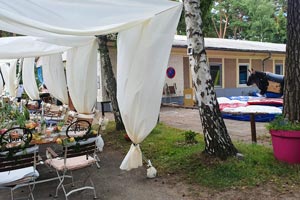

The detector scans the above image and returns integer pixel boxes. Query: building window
[210,64,222,87]
[275,64,283,75]
[239,64,248,85]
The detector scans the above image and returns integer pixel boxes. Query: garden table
[221,111,271,143]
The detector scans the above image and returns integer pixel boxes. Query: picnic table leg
[250,114,257,143]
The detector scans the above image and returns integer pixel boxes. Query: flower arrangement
[53,121,64,132]
[0,103,30,129]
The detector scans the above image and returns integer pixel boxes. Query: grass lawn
[103,122,300,189]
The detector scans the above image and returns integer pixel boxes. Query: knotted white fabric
[95,135,104,152]
[118,5,182,170]
[146,160,157,178]
[41,54,68,104]
[8,59,18,97]
[23,58,40,100]
[66,39,98,113]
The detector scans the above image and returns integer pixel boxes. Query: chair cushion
[0,166,39,186]
[45,155,96,171]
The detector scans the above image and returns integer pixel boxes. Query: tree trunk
[283,0,300,122]
[184,0,238,159]
[97,35,125,131]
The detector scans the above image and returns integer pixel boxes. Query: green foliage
[206,0,287,43]
[176,0,214,36]
[0,103,30,128]
[23,107,30,120]
[57,121,65,127]
[244,0,276,42]
[0,31,13,37]
[266,115,300,131]
[104,122,300,189]
[183,130,198,144]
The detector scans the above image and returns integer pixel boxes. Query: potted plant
[267,115,300,164]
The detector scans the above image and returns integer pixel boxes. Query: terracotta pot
[270,130,300,164]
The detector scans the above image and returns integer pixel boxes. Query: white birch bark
[184,0,237,158]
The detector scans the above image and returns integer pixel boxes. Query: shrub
[183,130,198,144]
[266,114,300,131]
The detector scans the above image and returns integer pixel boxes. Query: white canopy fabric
[41,54,68,105]
[66,39,98,113]
[118,5,182,170]
[8,59,18,97]
[0,0,180,37]
[0,63,9,95]
[0,36,95,107]
[22,58,40,100]
[0,36,70,59]
[0,0,183,170]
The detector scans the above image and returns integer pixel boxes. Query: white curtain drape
[23,58,40,100]
[0,36,70,59]
[118,5,182,170]
[66,40,98,113]
[0,63,9,95]
[41,54,68,105]
[8,59,18,97]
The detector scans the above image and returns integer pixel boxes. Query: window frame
[275,63,283,75]
[209,63,222,88]
[238,64,249,86]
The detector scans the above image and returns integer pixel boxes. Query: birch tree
[97,35,125,131]
[183,0,237,159]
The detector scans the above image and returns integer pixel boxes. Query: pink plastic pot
[270,130,300,164]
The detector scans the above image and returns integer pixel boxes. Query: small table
[222,111,271,143]
[100,101,111,117]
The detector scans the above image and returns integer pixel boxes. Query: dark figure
[247,69,284,95]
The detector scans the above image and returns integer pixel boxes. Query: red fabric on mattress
[219,103,247,111]
[247,98,283,106]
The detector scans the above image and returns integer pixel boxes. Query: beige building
[163,35,286,104]
[97,35,286,107]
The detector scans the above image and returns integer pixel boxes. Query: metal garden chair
[45,120,99,199]
[0,127,39,200]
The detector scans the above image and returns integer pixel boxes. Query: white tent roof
[0,0,179,37]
